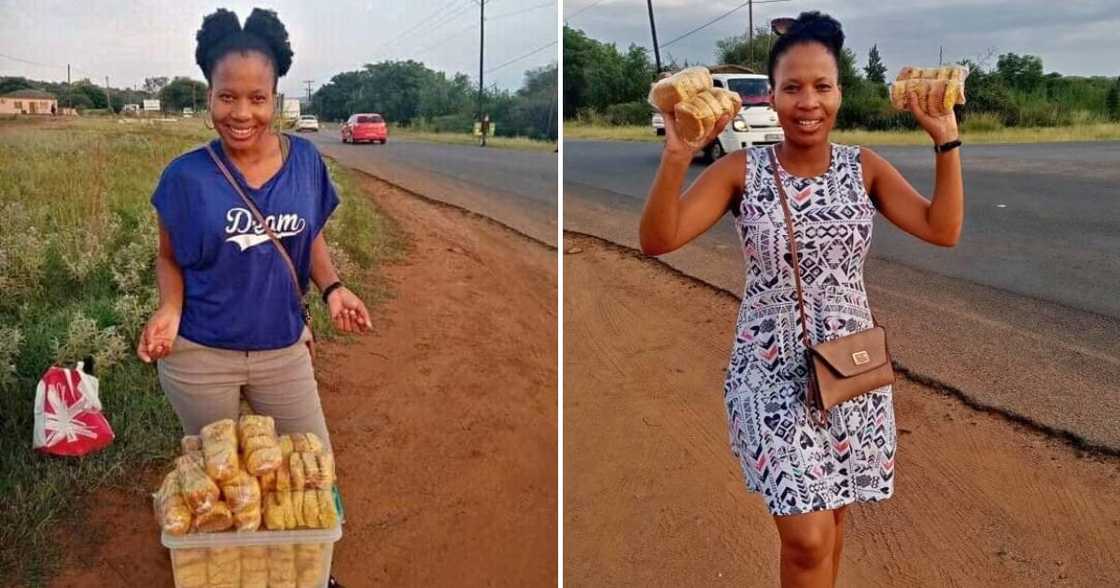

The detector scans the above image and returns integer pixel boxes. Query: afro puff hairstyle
[767,11,845,87]
[195,8,294,89]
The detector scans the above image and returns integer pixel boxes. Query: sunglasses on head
[770,17,839,36]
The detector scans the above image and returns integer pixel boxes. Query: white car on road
[295,114,319,132]
[653,70,784,161]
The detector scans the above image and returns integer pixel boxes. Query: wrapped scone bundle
[192,500,234,533]
[269,544,297,588]
[241,546,269,588]
[890,65,969,116]
[221,469,262,531]
[647,66,743,146]
[207,546,241,588]
[296,543,326,588]
[153,470,192,536]
[263,489,338,530]
[172,548,208,588]
[238,415,282,475]
[648,66,713,114]
[201,419,240,482]
[175,455,220,515]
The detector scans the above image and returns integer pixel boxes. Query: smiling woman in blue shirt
[136,7,370,450]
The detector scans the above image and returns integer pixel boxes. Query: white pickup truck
[652,67,785,161]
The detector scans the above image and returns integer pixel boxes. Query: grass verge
[564,120,1120,145]
[0,116,405,586]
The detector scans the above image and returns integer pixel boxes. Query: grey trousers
[157,327,331,451]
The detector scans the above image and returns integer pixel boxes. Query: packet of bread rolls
[201,419,240,482]
[890,65,969,116]
[153,470,192,536]
[175,455,220,515]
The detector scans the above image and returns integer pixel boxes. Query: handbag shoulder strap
[203,140,304,299]
[768,147,814,348]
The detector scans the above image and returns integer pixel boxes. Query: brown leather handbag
[768,149,895,425]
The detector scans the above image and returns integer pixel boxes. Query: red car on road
[341,113,388,144]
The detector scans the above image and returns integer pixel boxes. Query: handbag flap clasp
[807,326,890,377]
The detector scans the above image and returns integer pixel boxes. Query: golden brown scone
[259,470,276,493]
[263,492,286,530]
[317,489,338,528]
[675,94,717,145]
[279,491,298,529]
[175,455,220,515]
[238,415,274,444]
[291,489,306,527]
[276,459,292,492]
[241,435,273,455]
[928,80,949,116]
[245,445,282,476]
[208,546,241,588]
[201,419,240,482]
[233,506,261,532]
[193,500,234,532]
[712,88,742,115]
[648,66,713,113]
[301,452,320,488]
[269,544,297,588]
[312,454,335,489]
[172,551,208,588]
[154,470,192,536]
[295,544,326,588]
[290,453,306,489]
[302,489,321,528]
[695,91,725,120]
[278,434,294,459]
[241,546,269,588]
[220,470,261,512]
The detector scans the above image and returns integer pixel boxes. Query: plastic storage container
[162,525,342,588]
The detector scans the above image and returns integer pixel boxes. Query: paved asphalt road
[303,126,558,245]
[564,140,1120,450]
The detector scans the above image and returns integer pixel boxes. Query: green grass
[564,120,1120,145]
[0,116,405,586]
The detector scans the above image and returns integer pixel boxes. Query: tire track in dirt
[564,232,1120,587]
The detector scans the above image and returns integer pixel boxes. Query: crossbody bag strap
[768,147,814,348]
[203,140,304,301]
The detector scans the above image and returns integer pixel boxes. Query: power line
[564,0,608,22]
[485,40,557,74]
[365,0,470,61]
[489,1,552,21]
[659,0,790,50]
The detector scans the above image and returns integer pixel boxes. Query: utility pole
[647,0,662,74]
[748,0,753,70]
[304,80,313,106]
[939,46,943,66]
[66,64,70,109]
[104,76,112,113]
[477,0,485,123]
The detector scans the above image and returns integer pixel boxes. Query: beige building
[0,89,58,115]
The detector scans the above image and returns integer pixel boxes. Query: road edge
[563,229,1120,459]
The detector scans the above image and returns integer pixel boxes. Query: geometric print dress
[723,143,897,517]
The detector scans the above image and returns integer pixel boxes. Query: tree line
[1,61,559,141]
[563,25,1120,129]
[311,60,557,141]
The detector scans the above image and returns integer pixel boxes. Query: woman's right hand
[661,104,732,162]
[137,305,181,363]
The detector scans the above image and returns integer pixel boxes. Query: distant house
[0,89,58,115]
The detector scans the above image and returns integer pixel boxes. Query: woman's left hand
[326,287,371,333]
[908,91,960,146]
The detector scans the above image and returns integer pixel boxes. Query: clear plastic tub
[161,525,342,588]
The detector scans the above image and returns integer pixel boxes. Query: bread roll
[208,546,241,588]
[291,489,306,527]
[891,65,968,113]
[175,455,220,515]
[302,489,321,528]
[290,453,307,489]
[201,419,240,482]
[675,94,717,145]
[192,500,233,533]
[241,546,269,588]
[172,548,208,588]
[269,544,297,588]
[318,489,338,528]
[263,492,287,530]
[153,470,192,536]
[648,66,712,113]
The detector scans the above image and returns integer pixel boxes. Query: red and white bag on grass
[32,362,115,456]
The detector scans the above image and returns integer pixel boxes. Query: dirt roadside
[47,174,558,587]
[563,233,1120,587]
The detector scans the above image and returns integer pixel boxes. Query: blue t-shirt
[152,135,339,350]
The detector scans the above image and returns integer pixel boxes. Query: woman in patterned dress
[639,11,964,588]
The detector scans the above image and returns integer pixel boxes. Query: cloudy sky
[564,0,1120,78]
[0,0,558,98]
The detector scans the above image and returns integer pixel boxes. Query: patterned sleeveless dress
[723,143,897,517]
